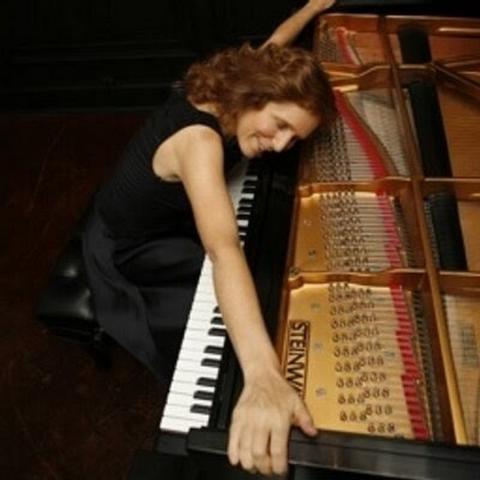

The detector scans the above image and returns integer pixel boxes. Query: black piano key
[201,358,221,368]
[210,316,223,325]
[241,186,256,194]
[197,377,216,387]
[236,213,250,220]
[238,225,248,234]
[208,328,226,338]
[244,179,257,187]
[239,198,254,207]
[194,390,215,401]
[190,404,211,415]
[204,345,223,355]
[213,306,221,314]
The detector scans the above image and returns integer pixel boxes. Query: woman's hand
[307,0,336,14]
[263,0,336,48]
[227,367,317,476]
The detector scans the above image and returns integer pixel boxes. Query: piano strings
[442,294,480,444]
[315,19,384,65]
[423,192,468,271]
[292,190,412,272]
[300,89,409,183]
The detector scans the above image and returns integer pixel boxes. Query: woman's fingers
[251,424,272,476]
[228,375,317,476]
[309,0,336,12]
[229,414,288,476]
[227,416,242,466]
[238,425,255,472]
[270,424,289,475]
[293,400,318,437]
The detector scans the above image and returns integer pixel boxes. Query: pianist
[82,0,336,476]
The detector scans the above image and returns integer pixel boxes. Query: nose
[272,131,294,152]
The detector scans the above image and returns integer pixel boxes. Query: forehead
[264,101,319,137]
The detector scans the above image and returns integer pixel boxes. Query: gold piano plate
[290,184,422,273]
[280,279,432,440]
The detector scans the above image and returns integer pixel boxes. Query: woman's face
[235,102,320,159]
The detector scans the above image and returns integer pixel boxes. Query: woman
[83,0,337,476]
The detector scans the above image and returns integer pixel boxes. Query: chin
[238,141,255,159]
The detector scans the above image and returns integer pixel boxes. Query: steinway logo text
[285,320,309,398]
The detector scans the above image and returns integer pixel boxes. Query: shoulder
[173,124,224,159]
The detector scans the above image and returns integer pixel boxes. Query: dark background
[1,0,477,112]
[0,0,299,111]
[0,1,478,479]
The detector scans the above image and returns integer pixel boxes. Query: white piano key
[176,359,219,377]
[182,319,217,331]
[237,219,249,228]
[169,380,215,395]
[182,335,225,351]
[179,349,220,362]
[167,392,212,408]
[163,404,209,423]
[190,303,217,315]
[185,323,226,335]
[241,195,254,202]
[160,415,206,433]
[182,330,225,346]
[172,369,215,384]
[187,313,224,324]
[171,370,217,387]
[178,339,212,352]
[193,291,216,302]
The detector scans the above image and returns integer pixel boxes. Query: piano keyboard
[160,159,257,434]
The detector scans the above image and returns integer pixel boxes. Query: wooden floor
[0,111,170,479]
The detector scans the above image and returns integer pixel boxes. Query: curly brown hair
[184,43,336,135]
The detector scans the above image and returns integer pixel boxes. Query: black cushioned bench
[36,209,112,368]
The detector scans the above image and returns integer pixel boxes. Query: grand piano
[147,2,480,479]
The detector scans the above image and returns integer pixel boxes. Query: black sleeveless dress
[82,87,240,379]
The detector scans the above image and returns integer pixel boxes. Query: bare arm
[173,125,316,476]
[263,0,336,48]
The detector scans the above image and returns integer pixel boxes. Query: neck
[193,101,218,117]
[189,98,235,138]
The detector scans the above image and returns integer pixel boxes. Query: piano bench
[37,211,112,370]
